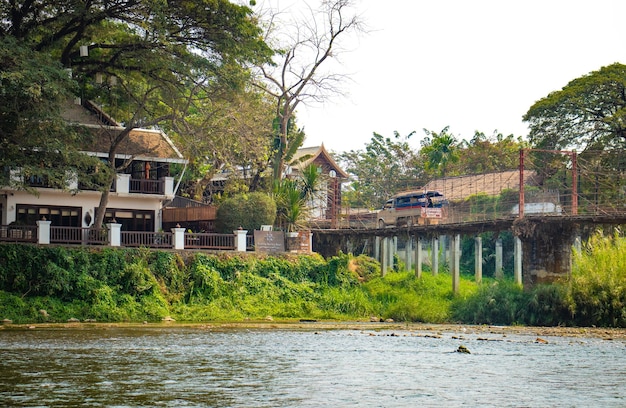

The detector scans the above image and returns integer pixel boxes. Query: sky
[283,0,626,153]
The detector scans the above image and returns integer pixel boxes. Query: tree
[272,164,323,231]
[0,37,102,192]
[337,132,423,209]
[171,87,276,201]
[523,63,626,151]
[450,130,527,175]
[215,192,276,233]
[252,0,363,181]
[420,126,461,178]
[1,0,273,229]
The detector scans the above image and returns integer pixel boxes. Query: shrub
[215,192,276,232]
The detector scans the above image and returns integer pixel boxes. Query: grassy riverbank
[0,233,625,327]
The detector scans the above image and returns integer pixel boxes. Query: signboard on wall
[254,230,285,253]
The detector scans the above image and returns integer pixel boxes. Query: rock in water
[456,345,471,354]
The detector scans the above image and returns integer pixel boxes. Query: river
[1,324,625,407]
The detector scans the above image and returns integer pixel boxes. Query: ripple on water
[0,327,624,407]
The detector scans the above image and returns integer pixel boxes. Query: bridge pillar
[415,236,423,278]
[451,234,461,294]
[374,236,380,261]
[495,238,503,279]
[381,237,388,276]
[514,237,522,285]
[405,236,413,272]
[431,237,439,276]
[512,219,577,288]
[474,236,482,283]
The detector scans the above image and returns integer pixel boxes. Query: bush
[215,192,276,233]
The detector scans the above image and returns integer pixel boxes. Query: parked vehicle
[377,191,448,227]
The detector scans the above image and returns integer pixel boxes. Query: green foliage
[365,272,464,323]
[524,63,626,151]
[568,232,626,327]
[215,192,277,233]
[337,131,423,209]
[0,239,625,327]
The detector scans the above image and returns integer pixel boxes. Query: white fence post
[107,222,122,246]
[234,229,248,252]
[172,226,186,250]
[37,219,51,245]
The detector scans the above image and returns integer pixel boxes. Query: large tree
[252,0,363,181]
[524,63,626,151]
[450,130,526,175]
[0,36,102,192]
[1,0,272,228]
[337,131,423,209]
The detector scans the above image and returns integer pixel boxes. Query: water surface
[1,325,624,407]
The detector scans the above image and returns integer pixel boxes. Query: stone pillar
[163,176,175,197]
[107,222,122,247]
[474,236,482,284]
[37,219,51,245]
[514,236,522,285]
[405,236,413,272]
[374,236,380,261]
[415,236,423,278]
[495,238,503,279]
[387,237,398,270]
[116,174,130,194]
[431,237,439,276]
[234,229,248,252]
[513,218,578,288]
[380,237,389,276]
[451,234,460,294]
[172,226,186,250]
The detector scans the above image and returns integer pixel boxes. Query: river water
[1,324,624,407]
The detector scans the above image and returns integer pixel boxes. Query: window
[16,205,81,227]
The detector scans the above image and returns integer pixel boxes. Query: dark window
[16,205,81,227]
[105,208,155,232]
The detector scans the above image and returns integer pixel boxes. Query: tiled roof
[290,145,349,179]
[62,100,185,162]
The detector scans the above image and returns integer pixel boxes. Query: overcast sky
[281,0,626,153]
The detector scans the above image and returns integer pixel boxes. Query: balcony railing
[0,225,37,243]
[129,179,163,194]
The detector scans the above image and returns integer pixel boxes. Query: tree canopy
[524,63,626,151]
[337,132,423,209]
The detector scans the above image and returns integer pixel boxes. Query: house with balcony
[0,100,187,233]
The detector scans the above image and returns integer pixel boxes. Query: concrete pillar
[388,237,395,271]
[163,176,175,197]
[415,236,423,278]
[172,227,186,250]
[381,237,388,276]
[495,238,503,279]
[107,222,122,247]
[405,236,413,272]
[234,229,248,252]
[451,234,460,294]
[37,220,51,245]
[116,174,130,194]
[374,236,380,261]
[431,237,439,276]
[474,236,482,283]
[573,235,582,254]
[514,236,522,285]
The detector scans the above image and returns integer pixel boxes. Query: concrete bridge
[312,213,626,291]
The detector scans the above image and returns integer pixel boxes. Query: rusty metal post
[571,151,578,215]
[519,149,525,218]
